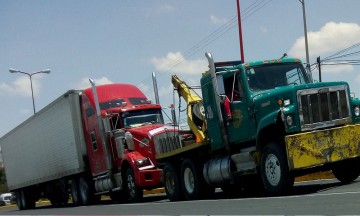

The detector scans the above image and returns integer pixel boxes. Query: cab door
[225,75,256,143]
[81,95,107,175]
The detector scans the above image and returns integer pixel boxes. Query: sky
[0,0,359,137]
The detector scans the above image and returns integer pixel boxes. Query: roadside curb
[295,171,334,182]
[144,187,165,195]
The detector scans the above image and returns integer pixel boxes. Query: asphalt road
[1,178,360,215]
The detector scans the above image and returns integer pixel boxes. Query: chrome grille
[153,132,181,155]
[298,85,351,131]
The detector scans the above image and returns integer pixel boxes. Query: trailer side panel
[0,91,87,191]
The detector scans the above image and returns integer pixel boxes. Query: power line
[138,0,274,96]
[150,0,273,75]
[322,51,360,62]
[322,43,360,62]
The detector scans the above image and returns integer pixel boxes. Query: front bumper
[135,168,163,188]
[285,124,360,170]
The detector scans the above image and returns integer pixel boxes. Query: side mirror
[125,131,135,151]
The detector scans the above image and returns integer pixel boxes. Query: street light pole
[9,68,51,114]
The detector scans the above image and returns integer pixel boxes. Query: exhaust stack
[152,72,160,105]
[89,78,112,171]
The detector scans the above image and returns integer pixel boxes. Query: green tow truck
[155,52,360,201]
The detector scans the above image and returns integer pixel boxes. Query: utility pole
[317,56,322,82]
[299,0,312,81]
[236,0,245,62]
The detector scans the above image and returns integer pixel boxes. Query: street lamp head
[40,69,51,74]
[9,68,20,73]
[9,68,51,75]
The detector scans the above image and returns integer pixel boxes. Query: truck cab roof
[82,83,160,112]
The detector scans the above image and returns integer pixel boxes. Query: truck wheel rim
[183,167,195,193]
[127,174,136,198]
[20,191,26,208]
[165,172,175,194]
[265,154,281,186]
[80,180,88,202]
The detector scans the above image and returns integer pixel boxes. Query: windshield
[246,63,309,92]
[122,109,164,128]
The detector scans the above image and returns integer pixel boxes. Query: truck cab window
[129,97,149,105]
[90,131,98,150]
[100,99,125,110]
[85,107,95,117]
[122,109,164,128]
[246,63,308,92]
[224,74,241,102]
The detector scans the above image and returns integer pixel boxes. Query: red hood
[126,124,178,138]
[126,124,178,167]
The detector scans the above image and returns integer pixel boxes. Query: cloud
[150,52,208,75]
[0,76,45,97]
[145,3,174,17]
[157,4,174,13]
[288,22,360,59]
[77,77,114,90]
[0,83,11,94]
[260,26,268,33]
[355,73,360,83]
[210,15,228,25]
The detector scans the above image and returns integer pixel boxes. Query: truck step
[231,151,257,175]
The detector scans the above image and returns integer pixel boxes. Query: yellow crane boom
[171,75,206,142]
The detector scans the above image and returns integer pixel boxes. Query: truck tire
[110,191,127,203]
[125,168,143,202]
[241,174,265,196]
[332,158,360,184]
[220,184,243,198]
[16,190,25,210]
[181,159,207,200]
[71,178,81,206]
[16,189,35,210]
[48,179,69,207]
[163,163,183,201]
[192,102,204,128]
[261,143,294,195]
[79,176,95,205]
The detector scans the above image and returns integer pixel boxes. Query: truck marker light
[196,135,201,143]
[136,158,150,166]
[280,109,285,121]
[286,115,293,126]
[278,99,283,105]
[355,106,360,117]
[284,99,290,106]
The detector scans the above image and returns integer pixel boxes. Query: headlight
[286,115,293,126]
[140,138,150,147]
[284,99,291,106]
[136,158,150,166]
[355,106,360,117]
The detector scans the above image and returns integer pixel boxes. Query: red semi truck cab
[1,82,177,210]
[80,83,169,202]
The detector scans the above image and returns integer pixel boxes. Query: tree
[0,168,8,193]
